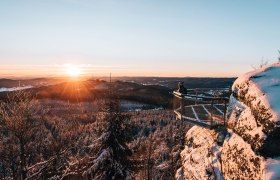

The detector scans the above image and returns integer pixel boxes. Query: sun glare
[65,65,82,77]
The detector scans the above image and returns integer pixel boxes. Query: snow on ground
[0,85,33,92]
[120,100,148,110]
[120,100,163,111]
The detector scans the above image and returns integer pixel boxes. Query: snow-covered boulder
[229,63,280,155]
[177,63,280,180]
[224,62,280,179]
[222,132,264,179]
[176,126,223,180]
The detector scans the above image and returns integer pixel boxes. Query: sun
[65,65,82,77]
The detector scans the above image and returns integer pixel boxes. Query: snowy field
[120,100,163,111]
[0,85,33,92]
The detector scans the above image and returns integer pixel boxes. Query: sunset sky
[0,0,279,77]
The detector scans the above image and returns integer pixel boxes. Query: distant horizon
[0,74,237,80]
[0,63,261,78]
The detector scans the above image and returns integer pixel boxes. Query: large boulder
[177,63,280,180]
[176,126,223,180]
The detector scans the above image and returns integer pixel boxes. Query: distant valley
[0,77,235,109]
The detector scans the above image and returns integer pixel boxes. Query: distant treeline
[0,80,173,108]
[0,78,235,108]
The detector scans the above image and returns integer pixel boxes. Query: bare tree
[0,90,42,179]
[251,57,269,70]
[278,49,280,62]
[146,136,155,180]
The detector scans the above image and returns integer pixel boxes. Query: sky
[0,0,279,78]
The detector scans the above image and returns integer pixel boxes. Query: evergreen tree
[83,97,133,179]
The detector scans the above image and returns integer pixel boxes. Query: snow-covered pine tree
[83,95,133,179]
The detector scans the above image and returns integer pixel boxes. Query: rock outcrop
[177,63,280,180]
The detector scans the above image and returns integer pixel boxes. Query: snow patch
[0,85,33,92]
[265,157,280,180]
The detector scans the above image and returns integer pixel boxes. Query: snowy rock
[229,63,280,157]
[222,132,263,179]
[176,126,223,180]
[177,63,280,180]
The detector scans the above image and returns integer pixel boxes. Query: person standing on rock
[178,81,187,94]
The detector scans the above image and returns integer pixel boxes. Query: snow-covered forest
[0,91,189,179]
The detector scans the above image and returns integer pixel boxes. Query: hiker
[178,81,187,94]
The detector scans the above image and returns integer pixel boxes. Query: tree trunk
[19,139,27,180]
